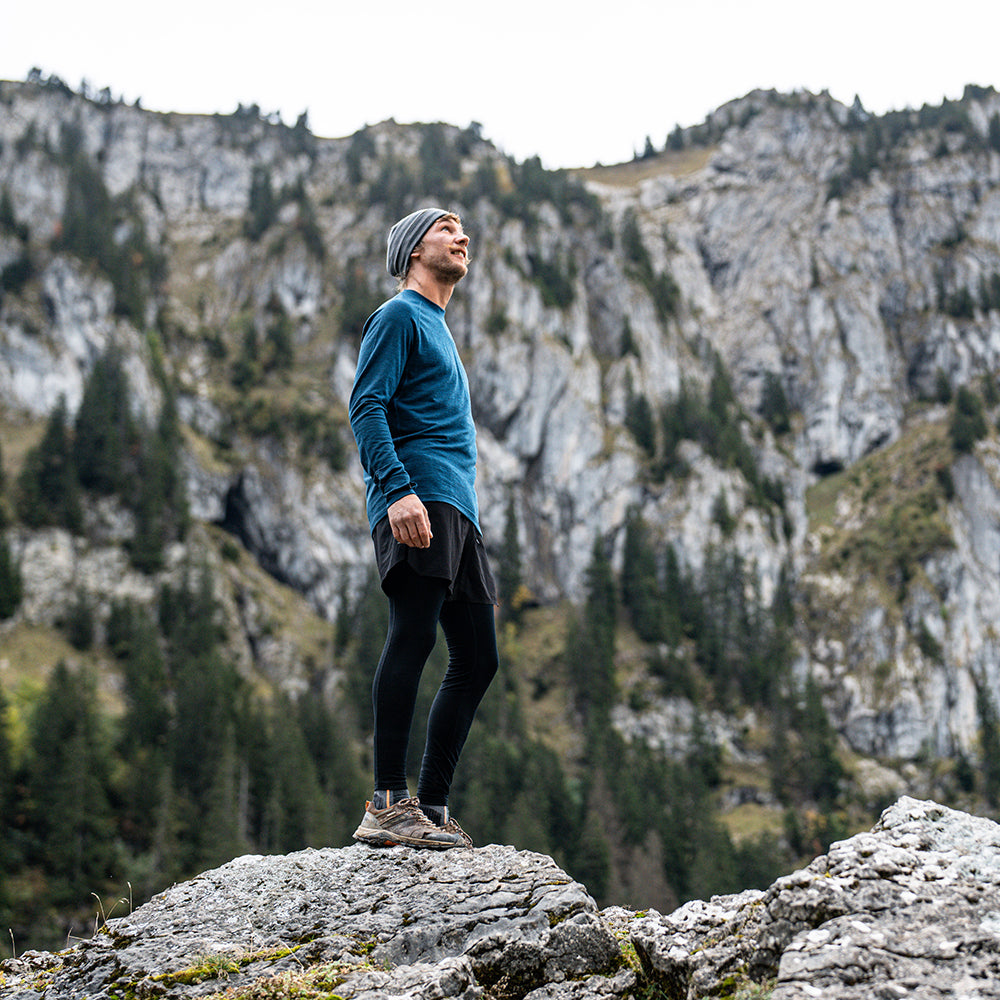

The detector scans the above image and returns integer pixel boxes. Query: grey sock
[372,789,409,810]
[420,803,449,826]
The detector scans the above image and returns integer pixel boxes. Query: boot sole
[352,827,461,850]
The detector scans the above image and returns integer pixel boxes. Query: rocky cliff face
[3,79,1000,772]
[1,797,997,999]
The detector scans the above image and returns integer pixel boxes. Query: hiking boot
[353,797,464,850]
[442,815,474,848]
[420,803,475,848]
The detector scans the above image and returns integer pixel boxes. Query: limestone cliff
[3,79,1000,777]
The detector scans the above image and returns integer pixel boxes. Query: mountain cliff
[3,75,1000,947]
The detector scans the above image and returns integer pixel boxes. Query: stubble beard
[426,247,469,286]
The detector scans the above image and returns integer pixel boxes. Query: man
[348,207,499,850]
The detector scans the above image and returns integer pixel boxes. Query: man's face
[412,216,470,284]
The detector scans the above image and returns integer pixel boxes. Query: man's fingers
[388,494,433,548]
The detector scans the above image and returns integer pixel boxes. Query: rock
[3,797,998,998]
[630,796,1000,999]
[0,843,621,1000]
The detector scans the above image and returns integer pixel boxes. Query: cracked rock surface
[0,843,620,999]
[630,796,1000,999]
[3,798,999,999]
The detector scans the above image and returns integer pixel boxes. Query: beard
[423,245,469,285]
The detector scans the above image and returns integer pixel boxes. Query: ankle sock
[420,802,449,826]
[372,788,410,809]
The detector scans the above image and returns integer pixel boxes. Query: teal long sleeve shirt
[348,290,481,533]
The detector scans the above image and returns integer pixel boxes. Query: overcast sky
[2,0,998,169]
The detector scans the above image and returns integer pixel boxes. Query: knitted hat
[386,207,449,278]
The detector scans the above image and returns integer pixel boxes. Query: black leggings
[372,563,499,804]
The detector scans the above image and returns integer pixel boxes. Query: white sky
[2,0,998,169]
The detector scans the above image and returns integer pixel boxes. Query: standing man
[348,207,499,850]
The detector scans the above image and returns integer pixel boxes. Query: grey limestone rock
[630,796,1000,999]
[0,843,620,1000]
[3,797,1000,999]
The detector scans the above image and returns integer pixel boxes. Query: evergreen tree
[621,509,663,642]
[296,694,368,846]
[254,698,328,854]
[115,605,172,857]
[25,662,116,901]
[624,383,656,458]
[977,681,1000,807]
[54,125,160,323]
[950,385,988,453]
[797,674,844,807]
[0,535,22,619]
[73,346,135,495]
[118,605,170,752]
[0,683,12,859]
[245,166,277,241]
[342,569,388,727]
[16,396,82,532]
[199,723,251,869]
[131,388,189,573]
[567,537,617,728]
[760,370,792,434]
[497,497,524,622]
[63,588,95,650]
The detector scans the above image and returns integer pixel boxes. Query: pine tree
[567,537,617,728]
[199,723,251,868]
[760,370,792,434]
[16,396,82,532]
[26,662,116,901]
[119,606,170,753]
[296,694,368,846]
[798,674,844,807]
[342,569,388,727]
[497,497,524,622]
[977,681,1000,807]
[0,535,22,619]
[245,166,276,241]
[73,346,135,495]
[621,510,663,642]
[255,698,327,854]
[950,385,988,453]
[624,384,656,458]
[0,683,12,855]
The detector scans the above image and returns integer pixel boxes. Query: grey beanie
[386,207,449,278]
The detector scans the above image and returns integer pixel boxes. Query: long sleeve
[348,290,480,533]
[348,309,415,507]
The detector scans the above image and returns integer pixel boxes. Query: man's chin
[436,261,468,285]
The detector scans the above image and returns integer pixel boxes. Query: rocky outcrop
[2,797,998,999]
[632,796,1000,999]
[0,842,624,1000]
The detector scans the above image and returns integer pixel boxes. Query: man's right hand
[387,494,433,548]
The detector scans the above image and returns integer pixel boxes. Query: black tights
[372,564,499,805]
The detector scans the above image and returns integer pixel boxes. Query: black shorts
[372,501,497,605]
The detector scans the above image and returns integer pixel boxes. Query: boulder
[0,843,620,999]
[630,796,1000,999]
